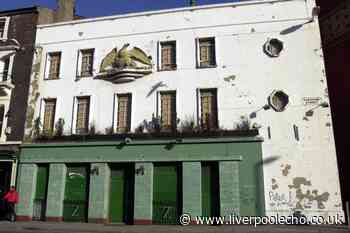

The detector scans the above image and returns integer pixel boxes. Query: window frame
[0,17,10,40]
[42,98,57,134]
[74,96,91,135]
[0,101,10,142]
[196,37,217,69]
[76,48,95,79]
[158,41,177,71]
[197,88,218,130]
[159,91,177,131]
[115,93,132,134]
[1,55,14,82]
[0,104,5,139]
[44,52,62,80]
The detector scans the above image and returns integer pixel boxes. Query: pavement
[0,222,349,233]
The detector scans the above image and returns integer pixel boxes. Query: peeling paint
[288,177,311,189]
[272,178,279,190]
[288,177,330,210]
[24,47,43,141]
[282,164,291,176]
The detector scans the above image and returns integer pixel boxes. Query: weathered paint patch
[288,177,330,210]
[288,177,311,189]
[281,164,291,176]
[271,178,279,190]
[24,47,43,141]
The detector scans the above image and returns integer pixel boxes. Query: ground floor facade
[15,136,265,224]
[0,143,20,220]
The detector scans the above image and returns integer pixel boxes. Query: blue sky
[1,0,239,17]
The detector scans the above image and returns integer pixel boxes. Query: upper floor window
[0,17,10,39]
[76,96,90,135]
[159,41,176,71]
[78,49,94,78]
[160,91,177,131]
[0,105,5,138]
[46,52,61,80]
[200,89,218,130]
[116,94,132,133]
[197,38,216,68]
[43,99,56,134]
[2,58,10,81]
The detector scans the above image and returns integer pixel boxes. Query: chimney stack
[190,0,196,6]
[55,0,76,22]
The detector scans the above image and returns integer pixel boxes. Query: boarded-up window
[48,52,61,79]
[161,42,176,70]
[76,97,90,134]
[2,58,10,81]
[0,105,4,137]
[43,99,56,133]
[200,89,218,130]
[80,49,94,77]
[199,38,216,67]
[160,92,176,131]
[117,94,132,133]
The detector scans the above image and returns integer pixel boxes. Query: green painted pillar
[16,164,38,220]
[88,163,110,223]
[219,161,240,218]
[46,163,66,221]
[134,162,153,224]
[182,162,201,219]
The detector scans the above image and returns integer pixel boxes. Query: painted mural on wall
[96,43,153,83]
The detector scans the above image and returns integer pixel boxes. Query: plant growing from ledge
[179,116,198,133]
[33,117,42,139]
[54,118,65,137]
[143,114,161,134]
[105,126,114,135]
[234,115,252,131]
[134,124,145,134]
[89,123,96,136]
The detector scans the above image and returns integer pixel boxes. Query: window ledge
[76,75,93,80]
[32,129,260,143]
[197,65,217,69]
[44,77,61,81]
[158,68,177,72]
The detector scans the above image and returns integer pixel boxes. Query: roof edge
[37,0,297,29]
[0,6,39,15]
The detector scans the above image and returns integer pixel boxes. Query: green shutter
[110,169,124,223]
[63,165,89,222]
[239,143,264,216]
[35,165,48,200]
[33,165,49,221]
[153,163,181,225]
[109,164,134,224]
[201,162,219,218]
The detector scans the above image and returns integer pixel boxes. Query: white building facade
[21,0,343,222]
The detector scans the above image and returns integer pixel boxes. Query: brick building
[0,0,79,220]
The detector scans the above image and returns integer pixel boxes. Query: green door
[153,163,181,225]
[239,143,265,216]
[201,162,220,218]
[33,165,49,221]
[109,164,134,224]
[63,165,89,222]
